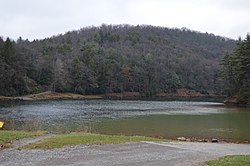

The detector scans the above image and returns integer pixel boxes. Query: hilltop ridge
[0,24,236,97]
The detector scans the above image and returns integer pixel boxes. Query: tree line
[0,24,235,97]
[221,35,250,103]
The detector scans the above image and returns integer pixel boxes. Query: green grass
[0,130,44,148]
[205,155,250,166]
[23,132,170,149]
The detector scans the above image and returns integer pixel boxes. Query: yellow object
[0,121,4,128]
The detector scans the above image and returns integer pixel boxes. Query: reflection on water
[0,100,249,141]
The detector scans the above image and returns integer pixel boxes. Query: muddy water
[0,100,249,141]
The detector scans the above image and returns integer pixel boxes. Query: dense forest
[0,24,236,97]
[221,35,250,104]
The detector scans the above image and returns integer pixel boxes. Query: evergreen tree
[2,38,15,66]
[0,25,236,97]
[221,34,250,103]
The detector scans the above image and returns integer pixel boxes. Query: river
[0,100,249,142]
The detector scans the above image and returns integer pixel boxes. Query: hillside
[0,24,236,97]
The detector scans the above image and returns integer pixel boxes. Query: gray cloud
[0,0,249,40]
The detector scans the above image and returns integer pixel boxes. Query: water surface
[0,100,249,141]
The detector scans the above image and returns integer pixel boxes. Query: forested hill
[0,24,236,97]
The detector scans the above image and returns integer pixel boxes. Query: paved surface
[0,141,250,166]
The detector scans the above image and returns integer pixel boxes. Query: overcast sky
[1,0,249,40]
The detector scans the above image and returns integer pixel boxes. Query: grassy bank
[23,132,170,149]
[205,155,250,166]
[0,131,44,148]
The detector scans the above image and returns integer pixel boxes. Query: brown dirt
[0,89,220,101]
[0,96,13,100]
[105,92,141,99]
[0,91,103,101]
[224,96,250,107]
[157,88,205,98]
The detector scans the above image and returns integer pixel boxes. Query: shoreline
[0,91,225,102]
[1,128,248,144]
[0,130,249,146]
[224,96,250,107]
[0,91,103,101]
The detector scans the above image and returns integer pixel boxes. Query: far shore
[0,91,103,101]
[0,91,225,102]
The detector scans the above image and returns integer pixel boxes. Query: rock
[211,139,218,143]
[198,139,207,142]
[177,137,186,141]
[5,140,12,144]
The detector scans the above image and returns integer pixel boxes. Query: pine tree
[221,34,250,103]
[2,38,16,66]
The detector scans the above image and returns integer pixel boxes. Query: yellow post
[0,121,4,128]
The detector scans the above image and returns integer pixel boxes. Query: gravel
[0,140,250,166]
